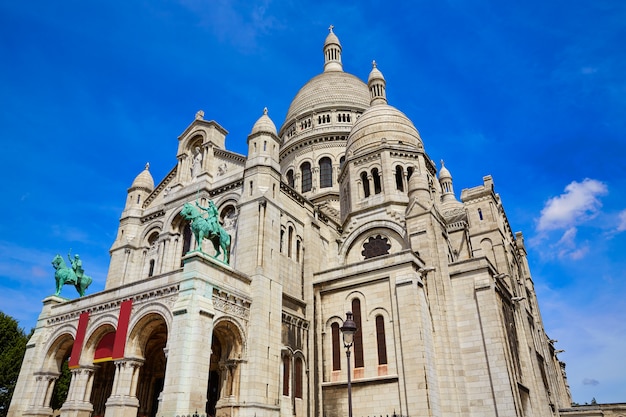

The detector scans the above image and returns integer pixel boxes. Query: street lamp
[340,311,358,417]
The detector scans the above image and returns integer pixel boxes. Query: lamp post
[340,311,358,417]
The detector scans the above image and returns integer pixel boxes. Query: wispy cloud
[617,209,626,232]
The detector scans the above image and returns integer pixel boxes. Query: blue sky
[1,0,625,405]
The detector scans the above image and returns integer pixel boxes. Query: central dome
[281,71,369,126]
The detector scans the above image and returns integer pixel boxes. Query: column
[103,359,143,417]
[60,366,96,417]
[23,372,59,416]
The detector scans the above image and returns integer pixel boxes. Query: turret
[124,163,154,216]
[323,25,342,72]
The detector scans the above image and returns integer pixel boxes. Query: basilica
[9,28,573,417]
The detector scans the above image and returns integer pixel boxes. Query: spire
[323,25,343,72]
[368,60,387,105]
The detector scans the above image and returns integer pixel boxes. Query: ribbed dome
[281,71,369,129]
[324,29,340,47]
[346,105,422,157]
[130,163,154,191]
[251,108,277,135]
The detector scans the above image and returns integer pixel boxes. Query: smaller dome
[439,160,452,180]
[324,25,341,47]
[368,60,384,83]
[250,108,277,135]
[131,163,154,191]
[346,105,422,157]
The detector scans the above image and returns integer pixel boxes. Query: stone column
[59,366,96,417]
[23,372,59,416]
[103,359,143,417]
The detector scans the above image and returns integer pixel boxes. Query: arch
[395,165,405,191]
[372,168,382,194]
[126,309,171,359]
[360,171,370,197]
[42,331,75,373]
[319,157,333,188]
[286,169,295,188]
[339,221,408,260]
[300,162,312,193]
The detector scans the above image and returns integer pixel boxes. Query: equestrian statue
[52,250,93,297]
[179,199,231,264]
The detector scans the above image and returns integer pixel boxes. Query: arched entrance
[128,313,168,417]
[207,319,244,416]
[87,325,117,416]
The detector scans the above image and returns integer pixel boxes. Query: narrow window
[288,226,293,258]
[250,181,254,196]
[148,259,155,277]
[361,172,370,197]
[181,223,192,266]
[301,162,312,192]
[478,208,483,221]
[263,141,267,151]
[352,299,364,368]
[407,166,414,180]
[339,156,345,170]
[376,315,388,365]
[286,169,295,188]
[282,356,290,396]
[296,239,301,263]
[332,323,341,371]
[137,195,141,204]
[319,157,332,188]
[280,229,285,253]
[395,166,404,191]
[372,168,382,194]
[295,358,303,398]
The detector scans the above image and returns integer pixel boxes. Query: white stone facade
[9,28,572,417]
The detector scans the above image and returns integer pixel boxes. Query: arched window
[280,229,285,253]
[407,166,414,181]
[331,323,341,371]
[282,355,290,396]
[395,166,404,191]
[376,315,388,365]
[361,172,370,197]
[319,157,332,188]
[372,168,382,194]
[181,223,192,266]
[288,226,294,258]
[301,162,312,193]
[286,169,295,188]
[296,239,301,263]
[295,357,303,398]
[339,156,345,170]
[352,299,364,368]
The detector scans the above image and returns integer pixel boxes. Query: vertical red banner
[69,312,90,368]
[112,299,132,359]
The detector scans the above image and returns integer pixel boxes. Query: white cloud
[536,179,608,232]
[617,209,626,232]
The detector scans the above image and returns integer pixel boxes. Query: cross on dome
[328,24,334,32]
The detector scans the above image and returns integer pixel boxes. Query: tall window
[395,166,404,191]
[339,156,345,170]
[295,357,303,398]
[375,315,388,365]
[181,223,192,266]
[301,162,312,192]
[288,226,294,258]
[361,172,370,197]
[372,168,382,194]
[286,169,295,188]
[283,355,290,396]
[148,259,155,277]
[331,323,341,371]
[319,157,332,188]
[352,299,364,368]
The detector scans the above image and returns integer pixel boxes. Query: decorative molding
[212,288,251,321]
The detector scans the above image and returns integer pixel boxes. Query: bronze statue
[52,251,93,297]
[180,200,231,264]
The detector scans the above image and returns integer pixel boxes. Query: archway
[207,320,245,415]
[135,315,167,417]
[86,325,116,417]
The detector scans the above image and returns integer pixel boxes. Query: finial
[145,162,150,170]
[440,159,445,167]
[263,107,268,115]
[328,24,334,33]
[195,110,204,120]
[372,60,377,68]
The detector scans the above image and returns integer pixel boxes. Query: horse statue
[52,254,93,297]
[180,200,231,264]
